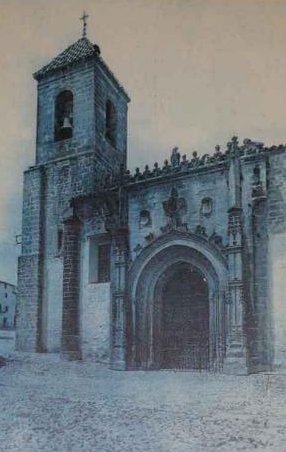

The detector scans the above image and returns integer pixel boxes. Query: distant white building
[0,281,16,329]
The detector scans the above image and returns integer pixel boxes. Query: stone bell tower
[16,16,130,353]
[34,16,129,170]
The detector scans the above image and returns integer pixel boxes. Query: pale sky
[1,0,286,284]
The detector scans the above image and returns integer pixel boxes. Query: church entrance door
[156,262,209,370]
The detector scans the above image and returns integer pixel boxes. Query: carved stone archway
[128,230,229,371]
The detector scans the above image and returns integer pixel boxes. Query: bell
[61,116,72,129]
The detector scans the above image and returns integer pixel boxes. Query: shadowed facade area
[158,263,209,370]
[16,30,286,375]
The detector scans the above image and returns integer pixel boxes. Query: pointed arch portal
[128,231,229,371]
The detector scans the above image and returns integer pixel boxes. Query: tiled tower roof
[33,37,100,80]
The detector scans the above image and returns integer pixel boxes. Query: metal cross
[80,11,89,38]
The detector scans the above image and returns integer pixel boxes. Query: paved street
[0,354,286,452]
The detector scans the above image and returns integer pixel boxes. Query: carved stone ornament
[195,225,207,237]
[170,147,181,167]
[100,193,119,233]
[252,164,266,199]
[209,231,223,247]
[139,209,151,227]
[133,243,143,256]
[243,138,264,154]
[201,197,213,216]
[145,232,155,242]
[227,136,239,154]
[162,187,187,228]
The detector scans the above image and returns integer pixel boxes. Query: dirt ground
[0,353,285,452]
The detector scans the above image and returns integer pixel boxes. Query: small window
[54,90,73,142]
[98,244,111,283]
[201,197,213,216]
[105,100,117,147]
[57,229,63,253]
[89,236,111,283]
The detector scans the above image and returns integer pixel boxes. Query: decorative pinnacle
[80,11,89,38]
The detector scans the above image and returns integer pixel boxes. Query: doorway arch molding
[128,230,229,369]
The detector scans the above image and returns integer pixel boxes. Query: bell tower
[34,15,129,172]
[16,18,130,353]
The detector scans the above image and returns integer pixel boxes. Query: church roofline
[123,137,286,187]
[26,137,286,191]
[68,137,286,200]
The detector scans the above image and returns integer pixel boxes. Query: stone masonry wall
[18,151,112,353]
[128,167,230,261]
[16,166,45,351]
[41,153,104,352]
[22,51,128,354]
[267,151,286,368]
[61,216,81,359]
[251,197,272,370]
[240,157,271,371]
[36,58,128,174]
[18,39,129,358]
[36,61,96,165]
[94,62,128,172]
[126,151,282,373]
[79,214,111,362]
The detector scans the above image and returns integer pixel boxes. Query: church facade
[16,33,286,375]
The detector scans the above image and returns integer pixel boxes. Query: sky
[1,0,286,284]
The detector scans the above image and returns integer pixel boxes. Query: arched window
[54,90,73,142]
[105,99,117,147]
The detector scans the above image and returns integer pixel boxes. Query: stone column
[223,207,248,374]
[111,231,128,370]
[210,289,225,372]
[61,213,81,360]
[252,190,272,371]
[16,166,46,353]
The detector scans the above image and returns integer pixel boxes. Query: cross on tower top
[80,11,89,38]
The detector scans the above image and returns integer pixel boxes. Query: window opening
[105,100,117,147]
[55,90,73,142]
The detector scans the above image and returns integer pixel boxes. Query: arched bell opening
[54,90,74,142]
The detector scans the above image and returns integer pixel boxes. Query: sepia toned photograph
[0,0,286,450]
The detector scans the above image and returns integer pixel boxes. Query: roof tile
[33,37,99,79]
